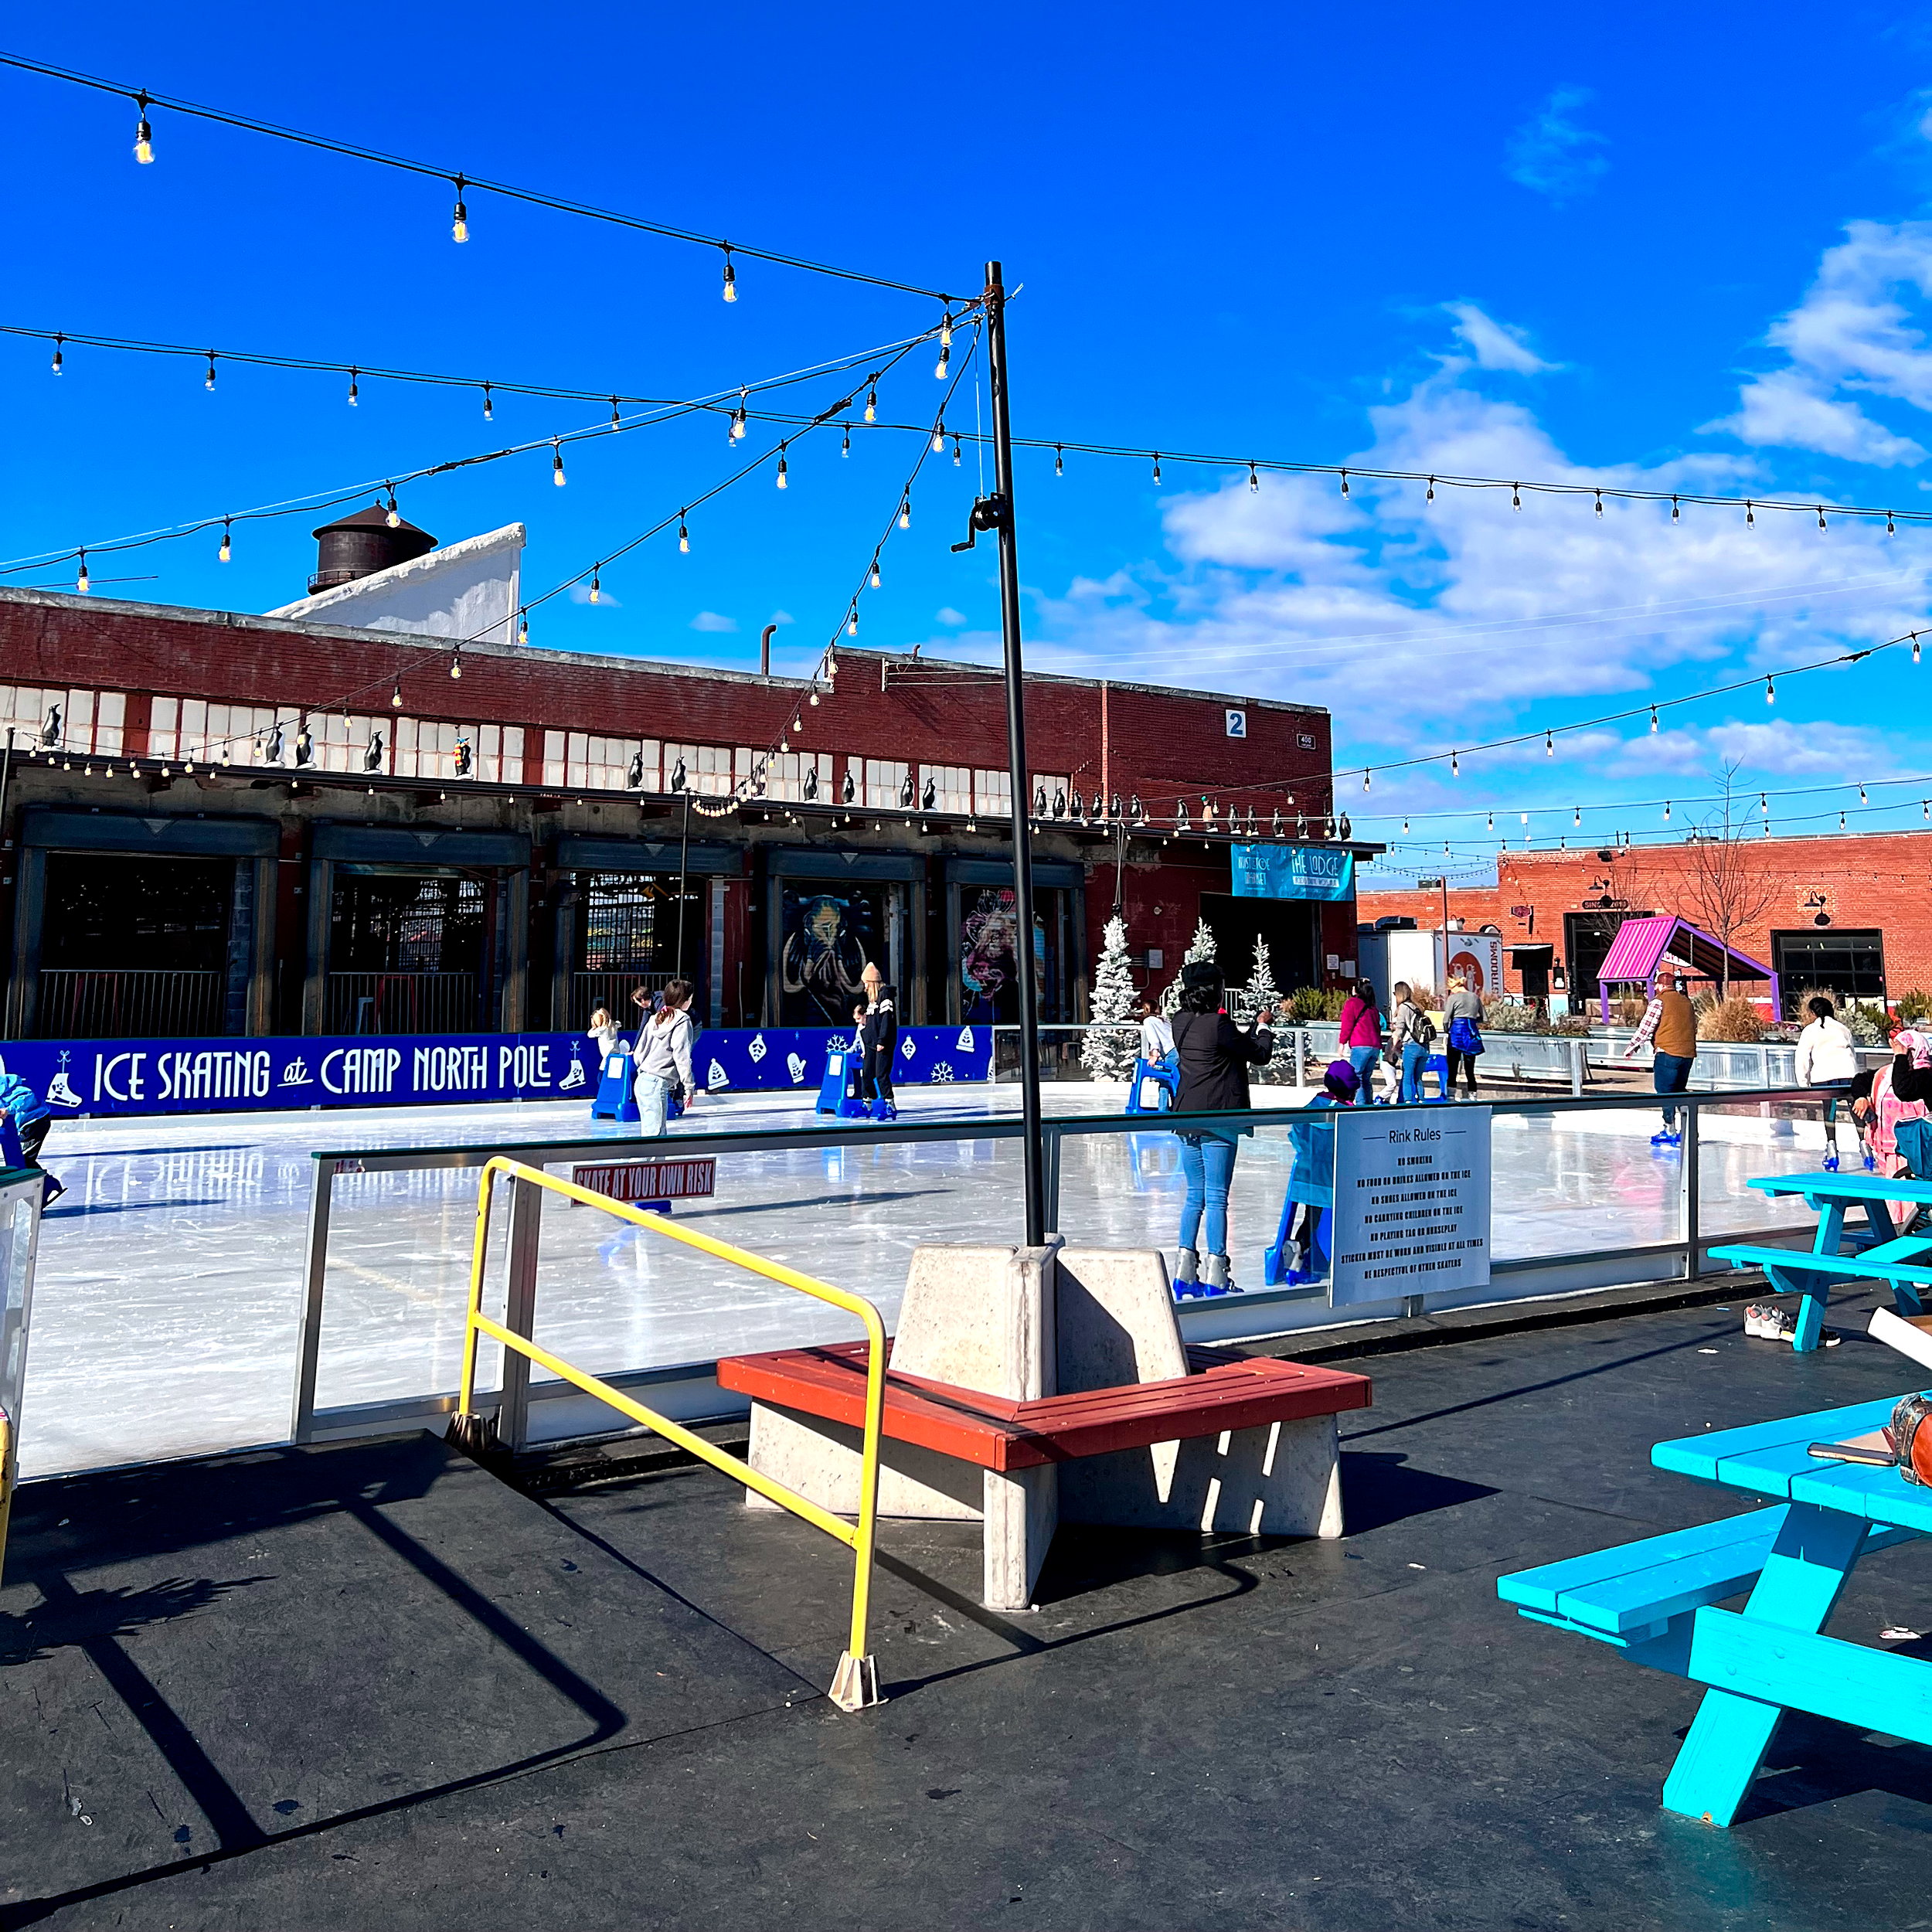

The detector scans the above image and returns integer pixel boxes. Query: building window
[764,751,834,803]
[149,697,282,765]
[539,730,653,791]
[923,764,972,814]
[396,719,525,783]
[304,712,393,774]
[863,758,910,808]
[1770,929,1886,1015]
[662,743,737,797]
[0,685,124,757]
[974,767,1012,819]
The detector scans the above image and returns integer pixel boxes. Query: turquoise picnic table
[1499,1393,1932,1827]
[1705,1172,1932,1351]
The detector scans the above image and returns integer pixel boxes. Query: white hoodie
[1795,1015,1859,1086]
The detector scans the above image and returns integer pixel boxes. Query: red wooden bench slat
[716,1340,1371,1473]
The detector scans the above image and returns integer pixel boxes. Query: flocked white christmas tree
[1236,934,1289,1081]
[1082,913,1139,1080]
[1161,917,1218,1014]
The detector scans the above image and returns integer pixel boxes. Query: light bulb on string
[1544,730,1554,757]
[1401,817,1409,833]
[1573,805,1581,826]
[76,550,89,594]
[1425,474,1436,503]
[1887,512,1896,536]
[1650,705,1658,733]
[450,651,462,679]
[518,614,529,644]
[1765,675,1775,705]
[951,434,962,466]
[808,689,820,706]
[451,175,469,243]
[1818,505,1828,530]
[390,677,403,709]
[347,367,359,406]
[1663,801,1672,821]
[1760,793,1769,817]
[1914,632,1923,666]
[776,448,789,489]
[204,352,216,391]
[1746,499,1756,529]
[721,247,737,302]
[847,608,859,636]
[588,572,600,605]
[1511,482,1521,509]
[864,383,877,424]
[50,333,63,374]
[1671,494,1680,522]
[678,515,690,554]
[731,388,749,440]
[1839,811,1847,832]
[930,420,947,453]
[1151,453,1163,485]
[934,341,950,380]
[1594,489,1603,519]
[133,92,154,164]
[898,497,911,529]
[552,439,566,487]
[1339,469,1350,499]
[1055,444,1065,477]
[1486,811,1494,831]
[385,488,401,529]
[218,519,232,563]
[869,558,882,589]
[481,383,493,420]
[1248,463,1259,493]
[609,396,621,430]
[1450,750,1460,777]
[1362,769,1372,792]
[841,423,850,457]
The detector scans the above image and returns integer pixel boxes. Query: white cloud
[1506,87,1608,203]
[769,609,795,625]
[936,606,968,626]
[689,611,738,633]
[1444,302,1554,375]
[1713,222,1932,465]
[1024,326,1930,755]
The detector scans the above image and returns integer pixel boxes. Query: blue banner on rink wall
[1230,843,1355,902]
[0,1025,992,1120]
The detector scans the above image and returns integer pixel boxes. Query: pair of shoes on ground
[1650,1128,1682,1147]
[1743,1301,1843,1346]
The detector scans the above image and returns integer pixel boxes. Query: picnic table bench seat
[1708,1239,1927,1350]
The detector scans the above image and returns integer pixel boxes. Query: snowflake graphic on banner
[930,1063,955,1083]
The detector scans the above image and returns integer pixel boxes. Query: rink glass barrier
[284,1085,1844,1459]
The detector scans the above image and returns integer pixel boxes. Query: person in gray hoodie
[1441,975,1484,1098]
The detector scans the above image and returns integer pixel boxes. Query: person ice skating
[1335,978,1383,1105]
[1138,996,1175,1068]
[858,963,899,1120]
[1624,973,1698,1145]
[1386,981,1434,1105]
[1284,1059,1358,1279]
[1441,975,1484,1099]
[587,1005,622,1060]
[1795,995,1859,1169]
[1170,961,1277,1297]
[632,978,697,1138]
[0,1069,62,1206]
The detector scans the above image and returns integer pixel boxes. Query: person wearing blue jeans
[1652,1050,1695,1132]
[1178,1132,1239,1264]
[1388,981,1432,1104]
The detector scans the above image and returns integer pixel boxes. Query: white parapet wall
[267,524,525,645]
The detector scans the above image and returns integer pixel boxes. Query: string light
[1544,730,1553,757]
[218,519,232,563]
[1362,768,1372,792]
[678,515,690,553]
[842,423,851,457]
[347,366,359,406]
[1817,505,1828,530]
[1450,750,1460,777]
[610,396,622,430]
[1839,811,1847,832]
[1486,810,1494,831]
[49,333,63,374]
[1765,675,1775,705]
[865,384,877,423]
[132,91,153,164]
[451,175,469,243]
[1915,631,1923,666]
[1663,801,1671,821]
[869,557,882,589]
[1248,462,1259,493]
[1426,475,1435,503]
[721,246,737,302]
[898,496,911,529]
[1746,499,1755,529]
[588,571,600,604]
[732,388,749,440]
[518,613,529,643]
[1649,706,1658,733]
[204,352,216,390]
[846,607,859,635]
[450,650,462,679]
[1573,805,1581,826]
[76,549,89,594]
[1152,453,1163,485]
[1860,784,1868,805]
[934,338,950,380]
[390,676,403,709]
[931,421,946,453]
[1056,444,1065,477]
[385,488,401,528]
[777,447,789,489]
[1671,494,1679,522]
[951,434,962,466]
[1340,469,1350,499]
[1511,482,1521,509]
[1594,488,1603,519]
[552,437,566,486]
[481,382,493,420]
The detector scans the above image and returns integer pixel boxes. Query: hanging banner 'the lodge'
[1230,843,1355,902]
[0,1025,992,1121]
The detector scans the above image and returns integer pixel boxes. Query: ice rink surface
[18,1080,1828,1479]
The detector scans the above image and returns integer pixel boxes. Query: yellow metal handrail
[454,1155,887,1711]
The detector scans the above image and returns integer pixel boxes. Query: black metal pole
[985,260,1047,1247]
[675,785,692,979]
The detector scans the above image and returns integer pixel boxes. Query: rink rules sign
[1328,1106,1492,1308]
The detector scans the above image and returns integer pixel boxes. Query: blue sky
[5,5,1932,884]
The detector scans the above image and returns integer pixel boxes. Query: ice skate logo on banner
[747,1032,768,1063]
[786,1052,806,1083]
[900,1036,917,1061]
[279,1056,315,1087]
[930,1062,955,1083]
[955,1027,975,1053]
[559,1056,587,1091]
[706,1059,730,1090]
[46,1052,82,1109]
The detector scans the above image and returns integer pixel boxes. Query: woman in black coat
[1171,960,1277,1295]
[858,962,900,1121]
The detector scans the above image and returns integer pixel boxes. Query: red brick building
[1357,832,1931,1016]
[0,582,1372,1040]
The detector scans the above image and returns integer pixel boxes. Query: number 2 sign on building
[1328,1107,1492,1307]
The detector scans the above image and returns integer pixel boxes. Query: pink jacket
[1337,995,1381,1050]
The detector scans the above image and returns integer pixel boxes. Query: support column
[6,845,44,1041]
[502,866,529,1032]
[302,855,332,1036]
[247,853,277,1037]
